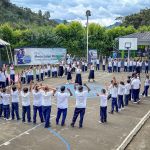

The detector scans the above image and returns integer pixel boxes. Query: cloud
[10,0,150,26]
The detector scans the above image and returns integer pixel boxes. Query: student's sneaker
[6,118,11,121]
[118,109,121,112]
[108,111,113,114]
[133,101,137,104]
[4,118,6,120]
[98,121,103,124]
[122,107,125,110]
[70,123,74,128]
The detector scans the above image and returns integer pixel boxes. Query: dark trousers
[108,67,112,73]
[133,89,140,102]
[145,66,149,74]
[129,66,132,72]
[133,66,136,72]
[10,74,15,83]
[22,106,31,122]
[118,67,120,72]
[111,98,118,113]
[102,65,105,71]
[0,82,6,88]
[71,108,85,127]
[36,75,40,81]
[6,78,9,86]
[56,108,67,126]
[124,94,129,106]
[142,86,149,97]
[0,104,3,117]
[27,75,32,84]
[113,66,117,72]
[96,64,100,70]
[54,71,57,77]
[82,65,85,72]
[52,72,55,78]
[42,106,51,128]
[124,66,127,72]
[100,106,107,123]
[12,102,20,120]
[33,106,43,123]
[3,105,10,119]
[118,95,124,109]
[21,77,26,84]
[41,73,44,81]
[48,71,51,77]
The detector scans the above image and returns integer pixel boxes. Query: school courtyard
[0,71,150,150]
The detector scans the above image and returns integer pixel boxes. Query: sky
[11,0,150,26]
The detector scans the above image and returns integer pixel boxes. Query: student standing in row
[71,84,90,128]
[55,86,72,126]
[88,64,95,82]
[142,75,150,97]
[124,80,131,106]
[97,89,108,124]
[75,66,82,85]
[41,86,56,128]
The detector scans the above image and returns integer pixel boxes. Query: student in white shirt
[55,86,72,126]
[88,64,95,82]
[133,60,137,72]
[66,65,72,84]
[10,64,15,83]
[21,87,31,122]
[124,80,131,106]
[110,83,118,114]
[0,90,3,117]
[40,66,44,81]
[142,75,150,97]
[118,81,125,111]
[51,66,55,78]
[0,68,6,88]
[108,61,112,73]
[131,75,141,103]
[124,60,128,72]
[97,89,108,123]
[84,61,88,72]
[96,59,100,71]
[11,85,20,120]
[1,88,11,120]
[129,60,133,72]
[102,58,106,71]
[144,60,149,74]
[75,66,82,85]
[54,66,58,78]
[117,59,121,73]
[36,66,40,81]
[81,61,85,72]
[71,83,90,128]
[47,64,51,77]
[41,86,56,128]
[31,84,44,124]
[113,59,117,72]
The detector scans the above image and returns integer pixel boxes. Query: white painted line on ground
[0,115,56,147]
[116,110,150,150]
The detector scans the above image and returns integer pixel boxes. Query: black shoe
[70,123,74,127]
[79,125,83,128]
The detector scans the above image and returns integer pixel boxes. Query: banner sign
[14,48,66,65]
[88,49,97,64]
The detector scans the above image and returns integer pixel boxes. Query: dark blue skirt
[88,70,94,79]
[59,66,64,76]
[67,72,72,80]
[75,74,82,85]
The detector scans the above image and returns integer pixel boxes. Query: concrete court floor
[0,71,149,150]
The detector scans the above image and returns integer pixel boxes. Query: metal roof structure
[116,32,150,45]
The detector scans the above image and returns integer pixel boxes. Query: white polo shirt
[124,83,131,95]
[41,91,53,106]
[75,90,88,108]
[111,87,118,98]
[99,94,107,107]
[1,93,10,105]
[32,90,43,106]
[118,84,125,95]
[11,90,19,103]
[21,91,30,106]
[55,92,70,109]
[131,79,141,89]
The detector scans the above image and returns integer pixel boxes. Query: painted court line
[48,128,70,150]
[116,110,150,150]
[0,116,56,147]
